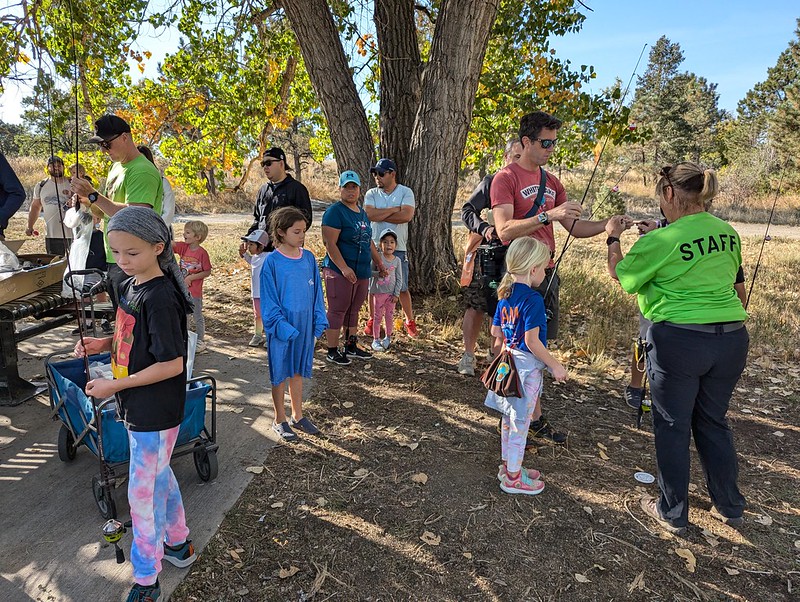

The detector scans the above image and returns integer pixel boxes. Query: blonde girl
[486,237,567,495]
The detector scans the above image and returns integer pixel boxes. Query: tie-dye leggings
[500,369,543,473]
[128,425,190,585]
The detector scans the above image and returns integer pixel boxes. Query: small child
[239,229,270,347]
[75,206,197,601]
[485,237,567,496]
[173,221,212,353]
[260,206,328,441]
[369,228,402,351]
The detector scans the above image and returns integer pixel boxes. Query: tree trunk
[404,0,499,293]
[279,0,375,187]
[374,0,421,177]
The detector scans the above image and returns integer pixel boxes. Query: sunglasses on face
[261,159,281,167]
[534,137,558,149]
[374,170,394,177]
[98,133,122,150]
[659,165,674,188]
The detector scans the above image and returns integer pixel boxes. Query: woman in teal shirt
[605,162,748,535]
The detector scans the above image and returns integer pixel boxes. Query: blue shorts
[394,250,409,293]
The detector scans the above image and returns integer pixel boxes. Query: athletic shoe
[457,352,476,376]
[248,334,264,347]
[497,464,541,482]
[345,345,372,360]
[290,416,321,435]
[381,336,391,350]
[529,417,567,445]
[195,341,208,354]
[163,540,196,568]
[363,318,374,336]
[625,385,645,409]
[126,580,161,601]
[371,340,385,352]
[640,495,686,535]
[499,471,545,496]
[404,319,419,338]
[710,506,744,527]
[326,349,351,365]
[100,320,114,334]
[272,421,298,442]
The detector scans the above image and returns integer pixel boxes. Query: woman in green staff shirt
[605,162,748,535]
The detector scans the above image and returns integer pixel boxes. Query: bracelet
[606,236,620,246]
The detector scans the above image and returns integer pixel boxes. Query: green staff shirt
[103,154,164,263]
[616,212,748,324]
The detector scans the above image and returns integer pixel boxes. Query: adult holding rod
[606,162,748,535]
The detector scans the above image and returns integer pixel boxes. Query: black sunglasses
[261,159,281,167]
[98,133,123,150]
[534,137,558,149]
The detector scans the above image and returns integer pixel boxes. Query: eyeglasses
[659,165,674,189]
[98,134,122,150]
[261,159,281,167]
[374,170,394,177]
[534,138,558,149]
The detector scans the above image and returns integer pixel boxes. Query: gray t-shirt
[370,255,402,296]
[364,183,415,251]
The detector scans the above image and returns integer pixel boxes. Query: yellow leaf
[599,450,610,461]
[675,548,696,573]
[228,549,241,562]
[143,50,152,59]
[137,63,145,74]
[18,51,31,64]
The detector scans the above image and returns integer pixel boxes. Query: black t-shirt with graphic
[112,276,187,431]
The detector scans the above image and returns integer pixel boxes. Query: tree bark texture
[374,0,421,178]
[404,0,499,293]
[279,0,375,188]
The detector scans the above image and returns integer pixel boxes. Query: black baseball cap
[261,147,291,169]
[87,114,131,144]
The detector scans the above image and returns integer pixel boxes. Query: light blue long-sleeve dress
[260,249,328,385]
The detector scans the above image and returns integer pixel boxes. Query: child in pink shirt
[173,220,212,352]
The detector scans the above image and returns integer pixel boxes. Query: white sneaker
[457,352,475,376]
[381,336,391,350]
[248,334,263,347]
[371,340,385,352]
[196,341,208,354]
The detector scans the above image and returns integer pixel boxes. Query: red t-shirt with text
[173,242,212,298]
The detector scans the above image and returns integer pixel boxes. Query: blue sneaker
[290,416,321,435]
[126,580,161,601]
[163,540,196,568]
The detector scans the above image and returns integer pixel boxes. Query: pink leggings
[500,369,543,473]
[372,293,395,338]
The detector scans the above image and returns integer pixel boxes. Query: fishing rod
[745,169,784,311]
[543,43,648,299]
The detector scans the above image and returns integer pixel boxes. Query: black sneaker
[326,349,351,365]
[345,345,372,360]
[625,385,645,409]
[126,580,161,601]
[529,417,567,445]
[101,320,114,334]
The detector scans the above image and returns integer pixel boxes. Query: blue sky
[551,2,798,112]
[1,2,797,123]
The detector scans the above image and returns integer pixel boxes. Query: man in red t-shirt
[490,111,627,444]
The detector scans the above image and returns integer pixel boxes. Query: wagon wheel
[92,474,117,519]
[58,425,77,462]
[193,444,218,482]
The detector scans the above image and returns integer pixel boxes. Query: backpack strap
[522,168,547,219]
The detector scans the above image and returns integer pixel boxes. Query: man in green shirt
[72,114,163,310]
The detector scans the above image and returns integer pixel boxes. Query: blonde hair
[656,162,718,212]
[496,237,551,299]
[184,220,209,243]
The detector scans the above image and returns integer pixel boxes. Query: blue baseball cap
[338,170,361,187]
[370,158,397,174]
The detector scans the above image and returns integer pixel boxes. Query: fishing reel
[477,239,507,290]
[633,337,651,430]
[102,518,131,564]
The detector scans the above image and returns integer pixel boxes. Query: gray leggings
[190,296,205,342]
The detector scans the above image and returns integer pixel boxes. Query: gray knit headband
[107,206,194,314]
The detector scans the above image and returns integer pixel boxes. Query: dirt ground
[167,231,799,601]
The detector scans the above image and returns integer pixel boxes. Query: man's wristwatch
[87,192,99,204]
[606,236,620,246]
[537,212,550,225]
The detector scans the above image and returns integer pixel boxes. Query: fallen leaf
[628,571,645,593]
[279,565,300,579]
[467,504,487,512]
[270,501,284,509]
[596,442,608,451]
[420,531,441,546]
[688,483,698,492]
[462,551,473,559]
[754,514,773,526]
[353,468,369,477]
[234,588,249,596]
[245,466,264,474]
[411,472,429,485]
[342,401,355,409]
[724,567,740,576]
[415,369,426,374]
[231,406,244,414]
[316,497,328,507]
[400,441,419,451]
[228,549,241,562]
[608,435,621,442]
[583,506,593,516]
[599,450,610,461]
[773,431,784,437]
[700,529,720,547]
[574,573,590,583]
[795,540,800,550]
[675,548,696,573]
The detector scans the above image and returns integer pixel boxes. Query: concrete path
[0,326,282,601]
